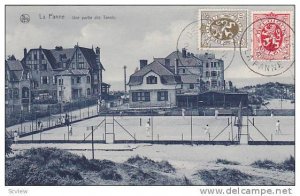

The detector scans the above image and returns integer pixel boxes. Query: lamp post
[123,65,127,94]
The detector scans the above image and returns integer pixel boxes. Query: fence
[5,97,99,127]
[8,108,295,145]
[6,103,102,139]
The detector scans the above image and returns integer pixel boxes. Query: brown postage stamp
[199,9,247,49]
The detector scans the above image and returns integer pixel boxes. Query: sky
[6,5,295,91]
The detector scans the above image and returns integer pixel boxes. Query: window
[78,53,82,59]
[146,76,157,84]
[78,62,84,69]
[87,76,91,83]
[71,78,75,85]
[58,78,63,85]
[41,76,48,84]
[34,64,38,70]
[34,54,37,60]
[13,88,19,99]
[214,62,218,67]
[206,62,209,68]
[87,88,91,95]
[24,73,29,79]
[157,91,168,101]
[189,84,194,89]
[94,74,98,82]
[211,62,214,67]
[41,54,45,60]
[211,71,217,77]
[34,81,39,88]
[132,92,150,102]
[53,76,57,84]
[40,64,47,71]
[206,71,210,77]
[77,77,81,83]
[211,80,218,87]
[59,91,63,97]
[182,69,186,73]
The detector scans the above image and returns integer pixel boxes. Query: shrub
[125,155,176,173]
[99,168,122,181]
[195,168,253,185]
[6,148,85,185]
[251,160,278,170]
[216,159,240,165]
[251,156,295,172]
[280,156,295,172]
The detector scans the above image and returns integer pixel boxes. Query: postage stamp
[240,11,294,76]
[199,9,247,49]
[252,12,291,61]
[176,19,236,72]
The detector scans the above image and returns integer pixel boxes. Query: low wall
[254,109,295,116]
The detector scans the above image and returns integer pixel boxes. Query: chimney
[182,48,187,58]
[175,59,179,75]
[24,48,27,57]
[95,46,100,56]
[139,59,148,69]
[165,58,170,67]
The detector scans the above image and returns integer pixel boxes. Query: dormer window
[146,76,157,84]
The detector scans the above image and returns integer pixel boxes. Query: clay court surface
[17,115,294,142]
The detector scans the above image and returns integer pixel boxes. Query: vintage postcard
[4,5,295,190]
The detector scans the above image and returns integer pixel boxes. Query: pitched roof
[6,59,25,81]
[42,49,59,69]
[23,46,105,71]
[128,61,182,86]
[165,51,201,67]
[57,69,90,76]
[11,70,23,81]
[78,47,99,70]
[6,59,23,71]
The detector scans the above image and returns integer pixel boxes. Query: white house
[128,60,182,108]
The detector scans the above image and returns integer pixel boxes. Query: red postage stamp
[252,12,292,61]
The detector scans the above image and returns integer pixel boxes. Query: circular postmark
[176,19,236,73]
[20,14,30,24]
[239,17,294,77]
